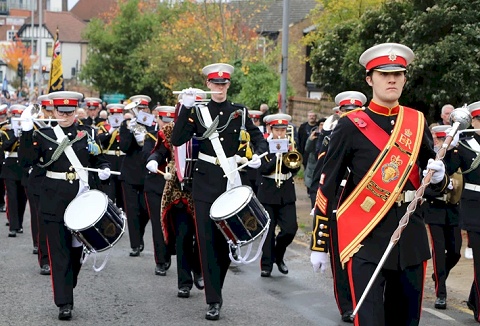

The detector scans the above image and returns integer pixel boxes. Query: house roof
[23,11,87,43]
[70,0,118,22]
[244,0,317,33]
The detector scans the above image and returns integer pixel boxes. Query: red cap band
[339,99,363,107]
[41,99,53,106]
[207,71,231,80]
[158,111,176,118]
[52,99,79,106]
[435,131,447,138]
[268,119,288,126]
[109,108,123,113]
[366,55,407,71]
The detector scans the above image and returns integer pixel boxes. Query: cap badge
[218,71,224,77]
[63,99,70,105]
[350,99,356,104]
[388,53,397,62]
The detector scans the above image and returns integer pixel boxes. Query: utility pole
[30,0,34,99]
[279,0,289,113]
[38,0,43,94]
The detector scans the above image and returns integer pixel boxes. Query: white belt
[264,172,292,181]
[340,179,347,187]
[395,190,416,205]
[104,150,125,156]
[465,183,480,192]
[46,170,80,181]
[198,152,233,166]
[5,152,18,158]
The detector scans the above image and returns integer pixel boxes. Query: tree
[1,37,36,77]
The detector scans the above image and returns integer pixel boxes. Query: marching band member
[19,91,111,320]
[445,101,480,322]
[143,105,172,275]
[1,104,28,238]
[120,94,152,257]
[258,114,299,277]
[23,95,55,275]
[98,103,125,210]
[423,125,462,310]
[0,105,8,220]
[171,63,267,320]
[146,104,203,297]
[310,91,367,323]
[83,97,102,126]
[311,43,448,325]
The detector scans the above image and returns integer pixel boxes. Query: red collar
[368,101,400,116]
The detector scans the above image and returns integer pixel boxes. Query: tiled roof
[231,0,317,33]
[24,11,87,43]
[70,0,118,22]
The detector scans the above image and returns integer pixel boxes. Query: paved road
[0,197,477,325]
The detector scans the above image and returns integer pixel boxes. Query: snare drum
[210,185,270,246]
[64,190,125,253]
[174,138,199,187]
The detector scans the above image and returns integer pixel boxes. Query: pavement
[292,177,474,314]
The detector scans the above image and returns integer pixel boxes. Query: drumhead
[64,190,108,231]
[210,185,253,220]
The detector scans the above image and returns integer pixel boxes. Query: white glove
[423,158,445,184]
[310,251,329,273]
[235,154,248,165]
[182,88,196,108]
[134,131,145,145]
[446,128,459,150]
[465,247,473,259]
[247,154,261,169]
[146,160,158,173]
[98,168,111,180]
[20,105,34,131]
[323,114,339,131]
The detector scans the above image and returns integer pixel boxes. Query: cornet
[274,125,303,187]
[124,100,147,146]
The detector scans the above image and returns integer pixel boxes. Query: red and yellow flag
[48,28,64,93]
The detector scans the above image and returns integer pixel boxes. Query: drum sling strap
[337,107,424,265]
[198,105,241,190]
[460,138,480,174]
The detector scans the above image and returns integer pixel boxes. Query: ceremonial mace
[351,107,472,320]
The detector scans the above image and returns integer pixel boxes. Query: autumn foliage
[1,37,36,72]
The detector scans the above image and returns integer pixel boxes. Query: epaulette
[340,107,365,119]
[231,102,247,110]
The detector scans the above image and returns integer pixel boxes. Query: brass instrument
[274,125,303,187]
[124,100,147,146]
[446,169,463,204]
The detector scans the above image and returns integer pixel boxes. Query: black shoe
[205,303,221,320]
[129,247,140,257]
[155,264,166,276]
[260,270,271,277]
[341,310,354,323]
[467,300,475,311]
[165,256,171,271]
[431,273,435,283]
[40,264,51,275]
[8,230,16,237]
[193,272,205,290]
[33,246,38,254]
[178,287,190,298]
[16,228,23,234]
[139,240,144,252]
[5,221,8,226]
[435,297,447,309]
[58,304,73,320]
[276,261,289,274]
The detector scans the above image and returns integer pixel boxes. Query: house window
[46,42,53,57]
[7,30,16,41]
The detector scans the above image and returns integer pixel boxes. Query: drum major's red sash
[337,107,424,265]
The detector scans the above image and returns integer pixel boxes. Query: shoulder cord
[104,129,118,152]
[194,106,243,140]
[459,141,480,174]
[35,130,87,168]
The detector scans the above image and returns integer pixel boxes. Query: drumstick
[73,166,121,175]
[157,169,166,176]
[223,152,269,178]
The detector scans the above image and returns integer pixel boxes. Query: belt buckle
[396,192,405,206]
[214,157,220,165]
[115,150,121,157]
[65,171,76,183]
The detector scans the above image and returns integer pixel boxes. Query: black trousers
[122,182,149,249]
[261,203,298,271]
[45,219,83,307]
[145,191,170,264]
[194,200,230,304]
[427,224,462,298]
[329,214,353,315]
[172,205,201,289]
[468,231,480,322]
[348,256,425,326]
[4,179,27,231]
[26,190,49,267]
[0,178,5,206]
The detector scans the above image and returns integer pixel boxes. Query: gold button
[318,231,323,237]
[317,240,321,245]
[220,138,224,141]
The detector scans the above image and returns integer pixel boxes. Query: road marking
[422,307,455,320]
